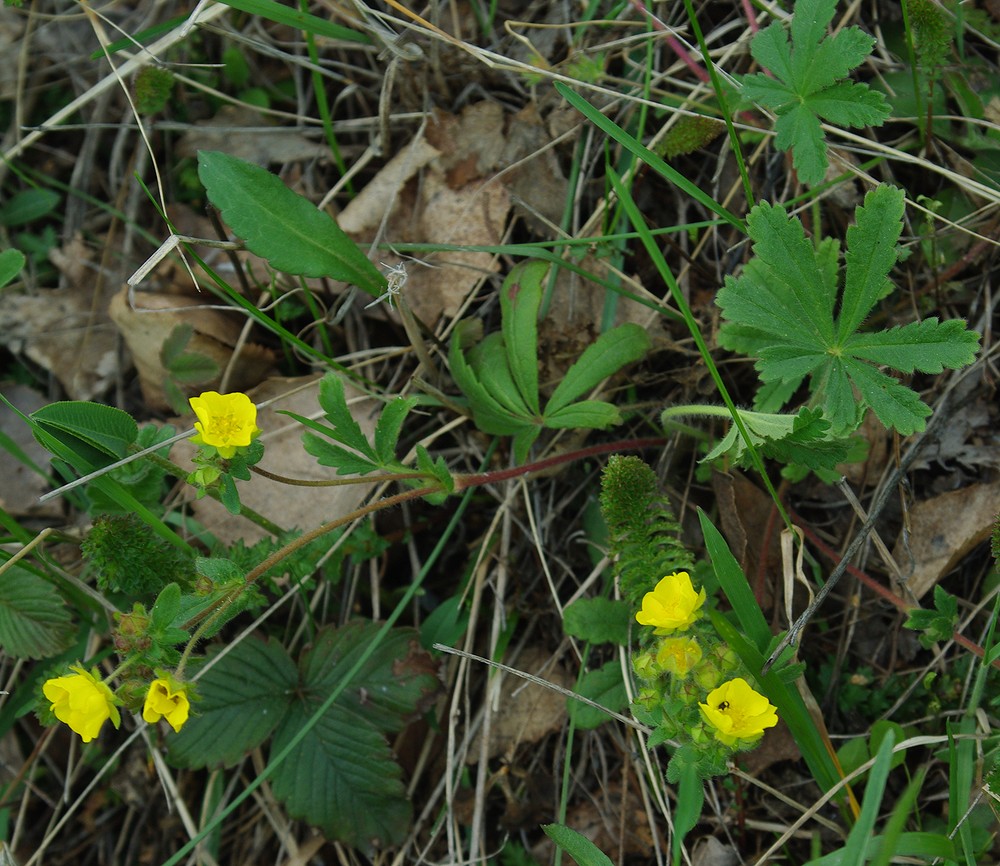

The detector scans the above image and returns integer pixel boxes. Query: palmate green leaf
[314,374,377,458]
[739,0,889,186]
[270,702,410,851]
[268,622,439,851]
[168,637,298,768]
[717,185,980,435]
[0,565,74,659]
[470,333,536,418]
[197,151,385,297]
[450,262,648,459]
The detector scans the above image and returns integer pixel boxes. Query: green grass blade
[700,510,845,798]
[219,0,370,44]
[555,82,744,232]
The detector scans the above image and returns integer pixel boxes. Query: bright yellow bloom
[43,666,121,743]
[635,572,706,634]
[143,678,191,733]
[699,677,778,746]
[656,636,703,677]
[189,391,260,458]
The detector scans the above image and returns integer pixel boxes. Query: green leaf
[315,374,377,458]
[31,401,138,462]
[844,318,980,372]
[702,406,860,472]
[470,333,536,418]
[269,622,440,851]
[300,432,381,476]
[543,401,621,430]
[838,185,905,339]
[837,730,897,866]
[542,824,614,866]
[740,0,890,186]
[567,661,627,729]
[373,397,416,466]
[717,187,980,435]
[150,582,182,631]
[269,700,410,850]
[545,323,650,415]
[168,637,298,768]
[449,320,534,436]
[562,598,631,646]
[161,324,219,382]
[500,261,547,415]
[775,103,828,186]
[420,594,469,650]
[0,566,74,659]
[197,151,386,297]
[804,832,956,866]
[905,585,957,647]
[0,188,60,227]
[0,248,26,287]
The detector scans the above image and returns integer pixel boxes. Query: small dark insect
[718,701,730,711]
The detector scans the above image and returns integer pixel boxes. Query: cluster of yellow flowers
[635,571,778,748]
[42,667,190,743]
[40,392,258,745]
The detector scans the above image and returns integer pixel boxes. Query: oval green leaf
[198,150,386,297]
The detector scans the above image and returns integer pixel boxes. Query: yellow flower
[189,391,260,458]
[699,677,778,746]
[143,678,191,733]
[635,571,706,634]
[656,636,703,677]
[43,666,121,743]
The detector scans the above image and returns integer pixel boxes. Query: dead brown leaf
[0,280,118,400]
[892,481,1000,599]
[468,645,572,763]
[713,471,783,595]
[109,287,275,410]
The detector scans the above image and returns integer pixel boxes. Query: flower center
[210,413,243,442]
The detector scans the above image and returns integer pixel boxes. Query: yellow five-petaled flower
[635,571,706,634]
[143,677,191,733]
[699,677,778,746]
[189,390,261,459]
[43,666,121,743]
